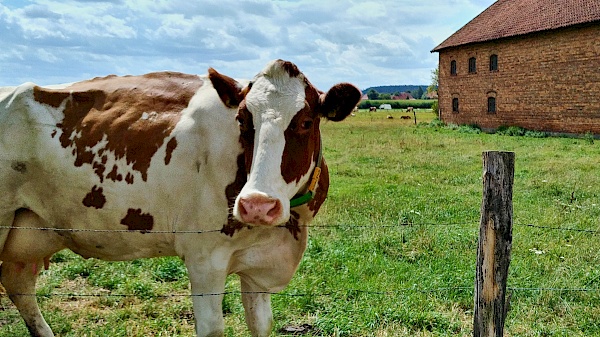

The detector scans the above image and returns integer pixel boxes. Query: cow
[369,106,377,112]
[0,59,362,337]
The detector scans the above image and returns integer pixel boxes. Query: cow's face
[210,60,361,226]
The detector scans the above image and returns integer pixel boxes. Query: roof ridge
[432,0,600,52]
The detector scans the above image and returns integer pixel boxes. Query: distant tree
[427,66,439,93]
[379,93,392,100]
[415,86,424,99]
[367,89,379,100]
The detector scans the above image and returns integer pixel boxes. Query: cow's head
[209,59,361,227]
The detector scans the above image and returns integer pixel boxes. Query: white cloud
[0,0,496,89]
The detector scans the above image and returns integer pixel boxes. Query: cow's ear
[208,67,245,108]
[319,83,362,121]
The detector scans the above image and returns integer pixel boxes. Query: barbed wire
[0,221,598,234]
[2,285,600,302]
[520,223,600,234]
[1,220,599,302]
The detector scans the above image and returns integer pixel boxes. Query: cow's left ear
[319,83,362,121]
[208,67,245,108]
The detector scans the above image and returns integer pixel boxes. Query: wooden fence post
[473,151,515,337]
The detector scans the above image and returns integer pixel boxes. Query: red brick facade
[437,23,600,134]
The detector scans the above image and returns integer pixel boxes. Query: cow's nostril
[238,199,249,216]
[267,200,282,218]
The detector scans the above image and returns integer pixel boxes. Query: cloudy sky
[0,0,495,90]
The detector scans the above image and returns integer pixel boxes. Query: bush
[496,126,525,136]
[430,100,439,116]
[427,118,445,128]
[457,124,481,134]
[497,126,550,138]
[524,130,548,138]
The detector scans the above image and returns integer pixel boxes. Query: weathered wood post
[473,151,515,337]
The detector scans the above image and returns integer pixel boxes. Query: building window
[489,54,498,71]
[452,98,459,113]
[450,60,457,75]
[468,57,476,73]
[487,97,496,113]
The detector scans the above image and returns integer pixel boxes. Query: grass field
[1,109,600,336]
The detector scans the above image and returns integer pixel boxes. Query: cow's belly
[8,160,215,260]
[60,231,177,260]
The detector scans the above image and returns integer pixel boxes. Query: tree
[367,89,379,100]
[428,66,439,118]
[379,93,392,100]
[427,66,439,93]
[415,86,424,99]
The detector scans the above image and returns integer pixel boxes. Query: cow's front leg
[240,276,273,337]
[185,256,228,337]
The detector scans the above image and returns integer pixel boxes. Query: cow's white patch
[235,63,308,224]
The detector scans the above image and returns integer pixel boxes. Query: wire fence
[1,220,599,234]
[0,220,599,301]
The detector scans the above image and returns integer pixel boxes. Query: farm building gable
[432,0,600,135]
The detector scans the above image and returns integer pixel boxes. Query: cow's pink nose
[238,195,283,225]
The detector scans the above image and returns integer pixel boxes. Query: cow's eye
[300,119,313,130]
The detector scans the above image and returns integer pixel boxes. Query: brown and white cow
[0,60,361,337]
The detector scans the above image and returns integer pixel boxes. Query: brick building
[431,0,600,134]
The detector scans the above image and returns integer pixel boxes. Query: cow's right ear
[208,67,245,108]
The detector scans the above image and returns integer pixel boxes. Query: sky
[0,0,496,90]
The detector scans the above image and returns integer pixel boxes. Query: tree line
[365,86,427,100]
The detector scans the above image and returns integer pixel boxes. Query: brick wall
[437,23,600,134]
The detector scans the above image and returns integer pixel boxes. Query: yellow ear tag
[308,167,322,192]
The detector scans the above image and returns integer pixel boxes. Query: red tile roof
[432,0,600,52]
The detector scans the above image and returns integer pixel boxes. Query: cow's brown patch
[164,137,177,165]
[280,85,322,185]
[120,208,154,232]
[33,72,203,183]
[307,160,329,216]
[285,211,302,240]
[276,59,301,78]
[82,186,106,209]
[221,154,248,237]
[106,165,123,182]
[11,161,27,174]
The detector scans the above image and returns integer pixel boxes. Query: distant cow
[406,107,414,113]
[400,115,411,119]
[369,106,377,112]
[0,60,361,337]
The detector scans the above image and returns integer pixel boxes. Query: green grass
[2,109,600,336]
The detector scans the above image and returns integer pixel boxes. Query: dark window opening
[489,54,498,71]
[450,60,457,75]
[487,97,496,113]
[468,57,476,73]
[452,98,459,113]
